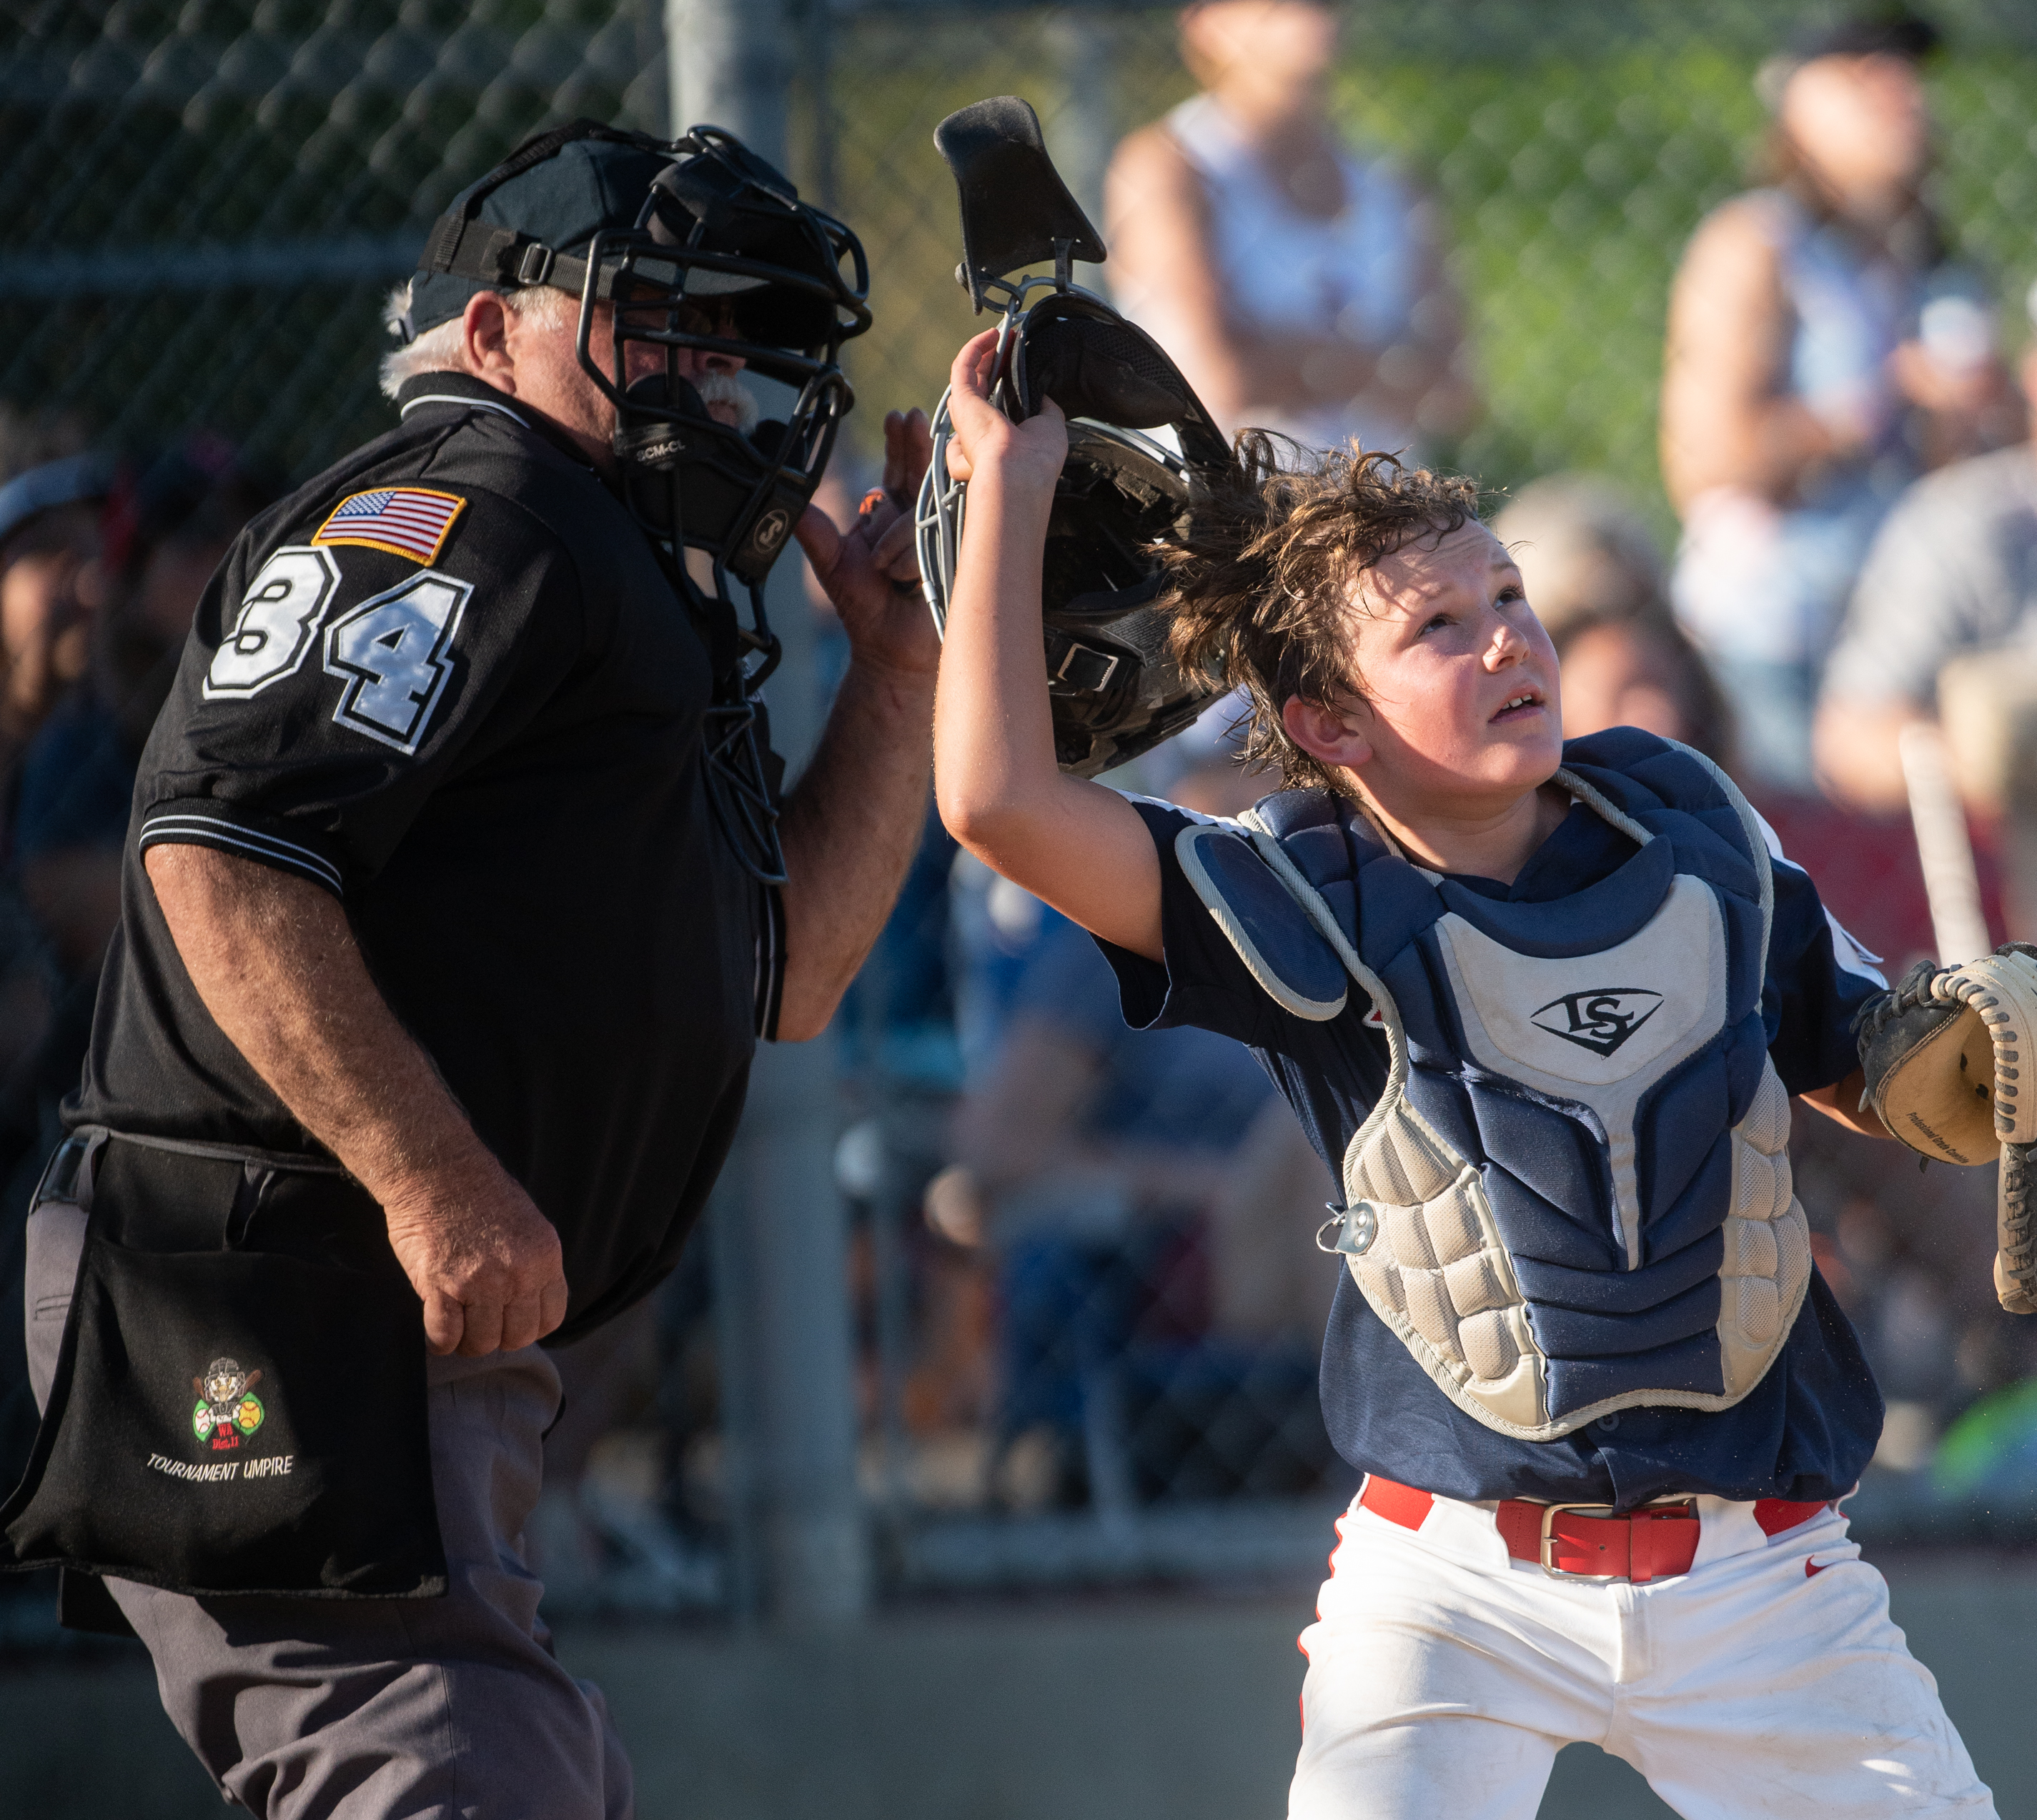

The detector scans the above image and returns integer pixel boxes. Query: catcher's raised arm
[1856,942,2037,1313]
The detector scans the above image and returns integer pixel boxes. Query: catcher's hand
[1857,944,2037,1313]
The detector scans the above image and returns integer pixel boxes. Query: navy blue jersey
[1098,778,1888,1506]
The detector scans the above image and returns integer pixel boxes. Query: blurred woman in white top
[1104,1,1475,461]
[1660,10,2015,792]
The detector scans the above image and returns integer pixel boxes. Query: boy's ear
[1282,695,1372,772]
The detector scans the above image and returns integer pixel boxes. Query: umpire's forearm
[773,655,936,1042]
[142,843,497,1201]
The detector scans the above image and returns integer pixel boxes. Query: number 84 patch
[204,546,472,757]
[323,571,471,755]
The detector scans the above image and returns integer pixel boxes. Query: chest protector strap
[1181,743,1810,1443]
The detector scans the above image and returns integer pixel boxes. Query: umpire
[4,121,936,1815]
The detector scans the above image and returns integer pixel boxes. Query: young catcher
[931,322,2013,1816]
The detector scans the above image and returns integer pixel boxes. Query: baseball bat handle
[1900,720,1991,965]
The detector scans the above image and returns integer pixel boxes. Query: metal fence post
[667,0,869,1628]
[668,0,791,149]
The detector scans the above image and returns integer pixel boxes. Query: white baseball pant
[1290,1483,1995,1819]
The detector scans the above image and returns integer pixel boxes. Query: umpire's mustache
[693,371,758,435]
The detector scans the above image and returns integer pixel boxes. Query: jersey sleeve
[132,487,583,898]
[1757,813,1887,1095]
[1091,797,1289,1047]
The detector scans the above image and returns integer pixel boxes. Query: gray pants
[25,1200,634,1819]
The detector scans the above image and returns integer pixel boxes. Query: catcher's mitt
[1857,945,2037,1313]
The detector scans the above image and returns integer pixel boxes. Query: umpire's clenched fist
[381,1158,570,1356]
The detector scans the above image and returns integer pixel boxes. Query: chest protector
[1177,736,1808,1443]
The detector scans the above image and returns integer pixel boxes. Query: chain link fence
[11,4,2037,504]
[11,2,2037,1634]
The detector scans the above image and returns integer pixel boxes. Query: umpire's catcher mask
[416,118,869,588]
[915,96,1235,777]
[413,119,873,884]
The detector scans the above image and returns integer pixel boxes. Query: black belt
[36,1125,350,1208]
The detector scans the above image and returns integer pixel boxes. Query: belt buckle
[1537,1501,1621,1579]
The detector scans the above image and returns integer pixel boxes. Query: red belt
[1358,1475,1828,1583]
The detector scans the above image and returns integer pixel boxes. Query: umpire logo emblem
[1530,988,1664,1058]
[190,1357,266,1453]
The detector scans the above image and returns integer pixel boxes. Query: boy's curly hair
[1159,433,1485,791]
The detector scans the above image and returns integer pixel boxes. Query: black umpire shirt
[67,372,782,1343]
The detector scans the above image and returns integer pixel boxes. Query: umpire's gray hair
[377,282,577,400]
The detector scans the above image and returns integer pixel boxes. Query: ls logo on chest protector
[1530,988,1665,1058]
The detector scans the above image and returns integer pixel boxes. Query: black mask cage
[916,97,1239,777]
[576,125,872,590]
[417,116,872,886]
[587,127,871,885]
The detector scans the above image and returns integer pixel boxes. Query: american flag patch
[312,487,466,565]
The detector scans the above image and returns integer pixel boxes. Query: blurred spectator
[1789,1093,2037,1480]
[948,910,1276,1251]
[14,437,274,978]
[0,454,113,845]
[945,901,1279,1506]
[0,439,273,1228]
[1490,474,1669,645]
[1555,612,1737,771]
[0,446,110,1493]
[833,795,963,1091]
[1816,282,2037,812]
[1204,1096,1337,1347]
[939,758,1341,1506]
[0,453,115,1194]
[0,402,92,490]
[1495,474,1736,768]
[1660,9,2016,792]
[1104,0,1474,457]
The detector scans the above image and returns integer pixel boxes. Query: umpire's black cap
[405,136,671,337]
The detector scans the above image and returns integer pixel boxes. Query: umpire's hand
[382,1158,570,1357]
[796,407,938,676]
[146,843,571,1361]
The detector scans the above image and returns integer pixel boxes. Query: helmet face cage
[562,128,871,887]
[916,278,1231,778]
[412,119,867,886]
[575,230,854,593]
[570,129,871,595]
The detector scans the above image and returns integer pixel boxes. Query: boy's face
[1292,521,1562,815]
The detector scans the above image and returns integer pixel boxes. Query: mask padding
[1019,310,1194,429]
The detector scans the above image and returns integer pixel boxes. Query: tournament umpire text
[7,124,938,1816]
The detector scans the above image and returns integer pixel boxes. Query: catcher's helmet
[412,119,872,882]
[914,98,1236,777]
